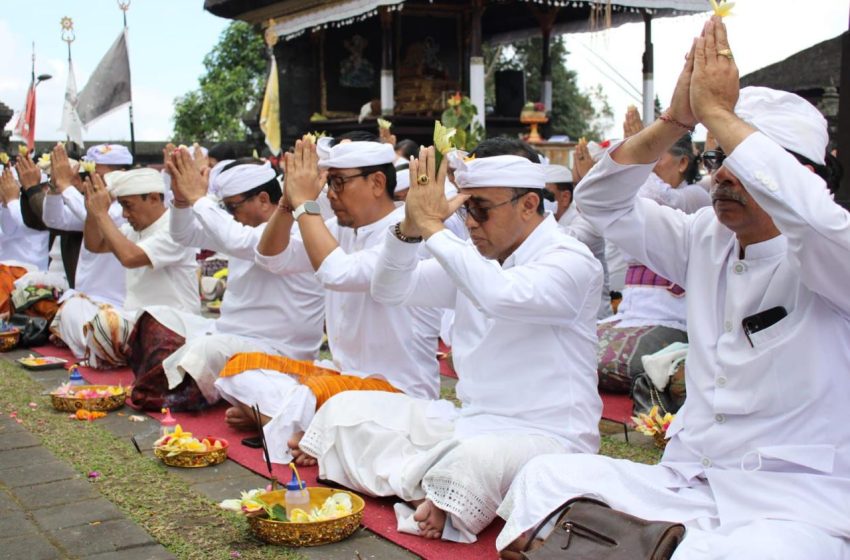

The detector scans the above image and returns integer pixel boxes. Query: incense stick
[252,404,275,481]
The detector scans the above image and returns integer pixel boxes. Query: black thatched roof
[740,33,844,95]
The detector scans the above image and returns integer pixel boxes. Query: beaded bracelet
[393,221,423,243]
[659,113,695,133]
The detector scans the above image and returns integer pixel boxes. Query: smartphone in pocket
[742,306,788,347]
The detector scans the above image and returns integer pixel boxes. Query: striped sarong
[219,352,401,408]
[82,304,132,368]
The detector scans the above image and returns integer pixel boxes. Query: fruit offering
[154,424,224,457]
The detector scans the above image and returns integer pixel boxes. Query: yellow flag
[260,57,281,156]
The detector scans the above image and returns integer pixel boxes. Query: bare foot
[499,533,544,560]
[49,334,68,349]
[288,431,317,466]
[224,407,257,431]
[412,499,446,540]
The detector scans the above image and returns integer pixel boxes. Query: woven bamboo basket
[653,432,669,450]
[154,437,229,468]
[50,385,127,412]
[0,329,20,352]
[248,487,365,547]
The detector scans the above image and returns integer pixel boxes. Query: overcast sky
[1,0,847,143]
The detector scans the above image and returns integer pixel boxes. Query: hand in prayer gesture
[166,147,207,206]
[402,146,468,239]
[14,155,41,189]
[162,143,177,171]
[191,143,210,172]
[690,16,739,125]
[284,139,323,209]
[50,143,75,193]
[0,167,20,205]
[623,106,644,139]
[571,140,594,183]
[83,172,112,217]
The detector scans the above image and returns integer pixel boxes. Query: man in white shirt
[129,151,325,407]
[42,145,128,358]
[497,18,850,560]
[0,164,49,271]
[218,132,442,463]
[52,167,199,368]
[296,138,602,544]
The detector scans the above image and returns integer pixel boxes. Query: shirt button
[717,376,727,387]
[724,321,733,332]
[701,457,712,468]
[714,414,726,424]
[733,261,746,274]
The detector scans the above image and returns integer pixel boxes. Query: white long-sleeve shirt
[575,132,850,538]
[371,215,603,452]
[43,189,127,306]
[256,206,442,400]
[0,199,49,270]
[558,206,611,318]
[170,198,325,360]
[119,210,199,314]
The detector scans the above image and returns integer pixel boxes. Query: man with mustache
[497,16,850,559]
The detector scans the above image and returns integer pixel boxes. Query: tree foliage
[172,22,267,143]
[487,37,613,140]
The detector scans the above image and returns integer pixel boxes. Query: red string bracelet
[659,113,695,133]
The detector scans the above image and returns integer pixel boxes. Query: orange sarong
[0,265,28,317]
[219,352,401,408]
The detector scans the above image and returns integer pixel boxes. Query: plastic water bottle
[68,365,85,386]
[284,470,310,519]
[159,408,177,439]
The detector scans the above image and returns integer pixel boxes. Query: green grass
[0,360,302,560]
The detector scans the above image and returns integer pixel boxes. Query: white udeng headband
[451,152,546,190]
[106,168,165,196]
[316,137,396,169]
[216,161,277,198]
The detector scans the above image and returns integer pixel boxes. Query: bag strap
[522,496,611,552]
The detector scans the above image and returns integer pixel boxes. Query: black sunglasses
[456,192,526,224]
[701,150,727,172]
[222,192,259,214]
[327,171,372,193]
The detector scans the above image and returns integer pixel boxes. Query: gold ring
[717,48,733,60]
[417,174,429,186]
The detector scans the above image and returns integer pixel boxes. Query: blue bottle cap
[285,471,305,491]
[69,366,84,382]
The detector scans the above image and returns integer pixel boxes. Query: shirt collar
[502,214,560,269]
[351,204,405,236]
[739,233,787,261]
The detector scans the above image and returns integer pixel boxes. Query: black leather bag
[9,314,50,348]
[522,497,685,560]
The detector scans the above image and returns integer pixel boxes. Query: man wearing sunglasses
[218,132,442,465]
[498,17,850,560]
[293,138,603,544]
[121,153,325,412]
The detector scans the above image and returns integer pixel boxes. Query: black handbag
[8,314,51,348]
[522,497,685,560]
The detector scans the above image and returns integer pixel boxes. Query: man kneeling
[296,138,603,543]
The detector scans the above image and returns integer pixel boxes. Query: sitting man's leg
[51,294,100,359]
[496,453,717,556]
[673,519,850,560]
[416,433,564,543]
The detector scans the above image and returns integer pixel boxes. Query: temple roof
[740,33,844,95]
[204,0,708,40]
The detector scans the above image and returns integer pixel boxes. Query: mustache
[711,183,748,206]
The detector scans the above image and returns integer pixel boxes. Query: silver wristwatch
[292,200,322,220]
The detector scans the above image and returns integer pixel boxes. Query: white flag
[59,59,84,149]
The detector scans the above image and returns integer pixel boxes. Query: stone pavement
[0,349,417,560]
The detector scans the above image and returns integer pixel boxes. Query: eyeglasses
[456,192,526,224]
[327,171,371,193]
[701,150,727,172]
[222,193,258,214]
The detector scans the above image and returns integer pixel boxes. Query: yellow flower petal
[710,0,735,17]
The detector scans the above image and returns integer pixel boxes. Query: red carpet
[30,344,501,559]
